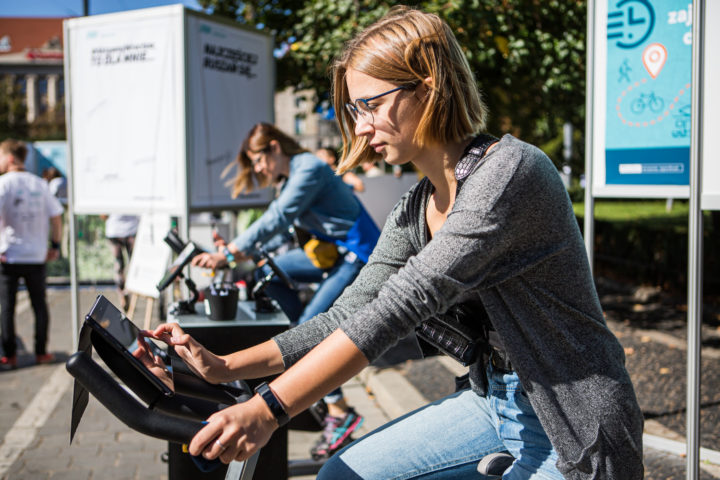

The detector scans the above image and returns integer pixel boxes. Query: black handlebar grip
[258,247,297,290]
[66,351,203,444]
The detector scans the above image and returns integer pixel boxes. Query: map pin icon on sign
[643,43,667,79]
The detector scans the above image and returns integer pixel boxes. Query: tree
[0,76,29,140]
[198,0,588,172]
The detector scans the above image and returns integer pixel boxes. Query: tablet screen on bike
[86,294,174,396]
[156,241,204,292]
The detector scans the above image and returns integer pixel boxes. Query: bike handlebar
[66,351,203,444]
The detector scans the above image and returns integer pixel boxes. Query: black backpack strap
[454,133,499,182]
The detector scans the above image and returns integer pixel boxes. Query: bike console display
[85,294,174,396]
[157,241,204,292]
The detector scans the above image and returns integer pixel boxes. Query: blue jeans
[260,247,365,403]
[317,365,562,479]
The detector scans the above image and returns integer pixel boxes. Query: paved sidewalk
[1,286,718,479]
[0,287,392,480]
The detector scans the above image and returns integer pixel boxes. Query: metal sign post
[686,1,705,478]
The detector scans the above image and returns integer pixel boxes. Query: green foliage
[47,215,116,281]
[27,96,67,141]
[0,75,66,141]
[574,200,691,227]
[197,0,588,174]
[0,76,29,140]
[573,201,720,292]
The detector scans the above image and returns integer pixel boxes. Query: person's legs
[265,252,366,459]
[486,365,563,480]
[299,254,364,403]
[297,254,364,324]
[21,264,50,357]
[109,238,129,310]
[0,263,20,359]
[121,236,135,310]
[318,389,505,480]
[109,238,126,290]
[259,248,325,323]
[125,235,135,257]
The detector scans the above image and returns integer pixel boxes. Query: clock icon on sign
[607,0,655,49]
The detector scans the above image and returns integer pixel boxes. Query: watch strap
[222,246,237,269]
[254,382,290,427]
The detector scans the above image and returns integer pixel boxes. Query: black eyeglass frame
[344,85,411,125]
[246,145,272,166]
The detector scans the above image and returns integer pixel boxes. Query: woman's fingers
[143,324,191,347]
[202,436,230,461]
[191,252,226,269]
[189,421,223,456]
[190,400,274,464]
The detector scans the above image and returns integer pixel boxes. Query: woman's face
[245,140,288,183]
[345,68,425,166]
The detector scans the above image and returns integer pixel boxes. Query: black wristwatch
[254,382,290,427]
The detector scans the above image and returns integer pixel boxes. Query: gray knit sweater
[273,135,644,479]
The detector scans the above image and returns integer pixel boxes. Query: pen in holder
[203,282,239,321]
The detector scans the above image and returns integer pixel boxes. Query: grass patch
[572,200,720,290]
[574,200,689,221]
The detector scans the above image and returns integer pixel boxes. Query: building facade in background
[0,18,65,137]
[274,86,341,152]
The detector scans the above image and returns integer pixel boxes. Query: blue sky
[0,0,204,17]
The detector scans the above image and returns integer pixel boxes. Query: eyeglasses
[345,85,410,126]
[247,146,271,166]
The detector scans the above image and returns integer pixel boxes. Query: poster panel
[27,141,68,177]
[593,0,692,197]
[701,0,720,210]
[66,6,185,214]
[186,14,274,210]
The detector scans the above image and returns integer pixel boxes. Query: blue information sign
[605,0,692,185]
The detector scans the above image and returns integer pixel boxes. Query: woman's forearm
[220,339,286,382]
[267,329,369,417]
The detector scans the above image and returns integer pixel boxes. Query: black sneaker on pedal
[310,408,364,460]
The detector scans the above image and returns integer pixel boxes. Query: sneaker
[0,355,17,370]
[36,353,55,365]
[310,408,364,460]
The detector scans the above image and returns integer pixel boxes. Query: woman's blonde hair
[222,122,308,197]
[332,6,487,174]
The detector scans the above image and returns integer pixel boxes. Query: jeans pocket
[513,384,535,411]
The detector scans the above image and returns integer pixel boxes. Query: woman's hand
[131,336,174,391]
[143,323,229,384]
[191,251,228,269]
[190,395,278,464]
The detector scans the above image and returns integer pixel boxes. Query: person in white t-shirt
[102,214,139,311]
[0,139,64,369]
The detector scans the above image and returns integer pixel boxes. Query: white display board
[64,5,274,215]
[66,7,185,214]
[701,0,720,211]
[125,214,173,298]
[591,0,691,198]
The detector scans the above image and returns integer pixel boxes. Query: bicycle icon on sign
[630,92,664,114]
